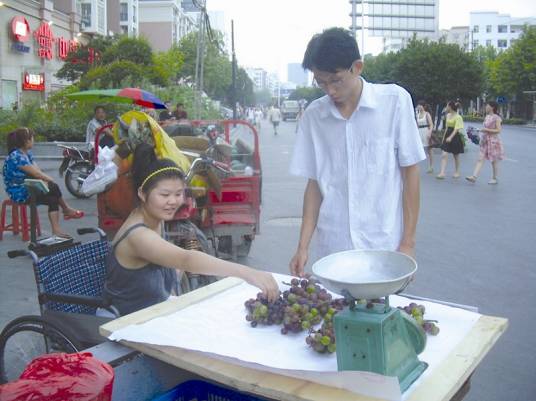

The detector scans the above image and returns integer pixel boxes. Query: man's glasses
[312,66,353,90]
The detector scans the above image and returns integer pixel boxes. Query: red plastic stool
[0,199,41,241]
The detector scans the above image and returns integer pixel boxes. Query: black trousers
[31,181,62,212]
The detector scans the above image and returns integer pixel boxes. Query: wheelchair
[0,227,119,383]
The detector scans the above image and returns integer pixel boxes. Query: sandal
[452,174,461,179]
[488,179,498,185]
[465,176,477,183]
[435,175,445,180]
[64,210,85,220]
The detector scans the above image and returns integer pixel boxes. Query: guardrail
[0,142,86,159]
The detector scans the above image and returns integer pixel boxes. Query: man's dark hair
[302,28,361,73]
[94,105,105,114]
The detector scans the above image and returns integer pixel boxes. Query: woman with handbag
[416,101,434,173]
[465,101,504,185]
[436,101,464,179]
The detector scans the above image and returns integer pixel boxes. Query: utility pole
[231,19,237,120]
[194,0,206,119]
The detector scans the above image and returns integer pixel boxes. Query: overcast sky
[206,0,536,81]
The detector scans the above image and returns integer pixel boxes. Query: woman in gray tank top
[101,144,279,317]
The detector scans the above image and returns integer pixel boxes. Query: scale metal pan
[312,250,417,299]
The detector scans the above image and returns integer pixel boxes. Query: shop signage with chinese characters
[22,72,45,91]
[8,16,91,62]
[10,16,31,53]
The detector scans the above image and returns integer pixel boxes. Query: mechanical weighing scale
[312,250,428,391]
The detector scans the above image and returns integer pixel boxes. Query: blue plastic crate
[151,380,269,401]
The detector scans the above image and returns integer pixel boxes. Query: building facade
[0,0,81,108]
[350,0,439,53]
[118,0,139,36]
[440,26,470,51]
[138,0,196,52]
[469,11,536,51]
[79,0,107,35]
[245,67,268,91]
[287,63,308,87]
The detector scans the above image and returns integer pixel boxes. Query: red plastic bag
[0,352,114,401]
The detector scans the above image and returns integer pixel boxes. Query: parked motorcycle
[57,144,95,199]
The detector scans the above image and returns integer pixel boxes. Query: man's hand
[397,242,415,259]
[289,248,308,277]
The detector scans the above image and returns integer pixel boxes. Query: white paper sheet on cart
[108,274,481,401]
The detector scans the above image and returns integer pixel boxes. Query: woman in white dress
[416,101,434,173]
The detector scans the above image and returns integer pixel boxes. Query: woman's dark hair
[6,127,34,153]
[302,27,361,73]
[417,100,430,113]
[132,143,185,195]
[447,101,458,112]
[486,100,499,114]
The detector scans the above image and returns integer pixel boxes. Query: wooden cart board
[100,278,508,401]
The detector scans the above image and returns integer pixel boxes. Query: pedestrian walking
[268,105,281,135]
[254,108,263,129]
[436,101,464,179]
[466,101,504,185]
[288,28,425,276]
[416,101,434,173]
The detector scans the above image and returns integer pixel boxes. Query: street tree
[394,38,484,115]
[288,87,324,105]
[55,36,114,82]
[488,26,536,109]
[362,52,399,83]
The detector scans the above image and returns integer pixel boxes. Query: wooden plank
[406,315,508,401]
[100,278,508,401]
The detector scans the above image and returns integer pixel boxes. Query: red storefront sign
[34,22,55,60]
[11,16,31,42]
[22,72,45,91]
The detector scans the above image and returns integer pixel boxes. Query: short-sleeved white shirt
[290,78,425,261]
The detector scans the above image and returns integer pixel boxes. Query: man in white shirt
[86,106,114,149]
[289,28,425,277]
[268,105,282,135]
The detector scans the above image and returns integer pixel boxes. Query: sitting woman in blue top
[3,127,84,238]
[102,143,279,316]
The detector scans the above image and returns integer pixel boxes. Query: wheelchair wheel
[0,315,81,384]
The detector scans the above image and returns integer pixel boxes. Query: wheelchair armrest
[39,293,120,317]
[77,227,107,240]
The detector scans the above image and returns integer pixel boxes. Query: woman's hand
[243,269,280,302]
[446,136,452,143]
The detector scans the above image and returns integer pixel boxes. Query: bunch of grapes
[244,295,286,327]
[306,320,337,354]
[398,303,440,335]
[244,277,351,354]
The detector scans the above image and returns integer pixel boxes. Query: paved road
[0,121,534,401]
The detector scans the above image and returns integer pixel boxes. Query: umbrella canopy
[66,88,167,109]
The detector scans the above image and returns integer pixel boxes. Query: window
[511,25,522,33]
[81,3,91,28]
[486,25,492,33]
[120,3,128,22]
[486,39,492,47]
[98,4,105,32]
[473,25,479,33]
[121,25,128,34]
[498,25,507,33]
[472,40,479,49]
[132,5,136,23]
[497,39,507,48]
